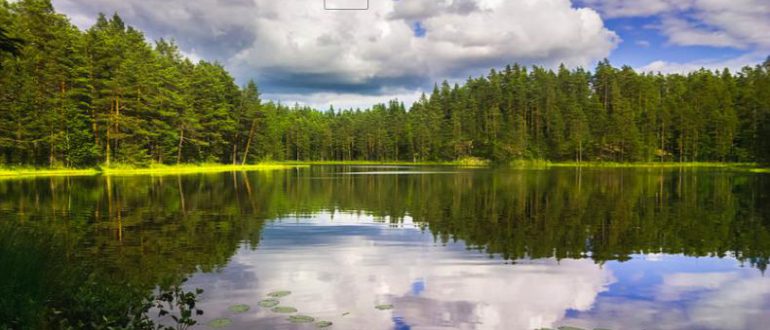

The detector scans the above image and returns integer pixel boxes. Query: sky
[51,0,770,109]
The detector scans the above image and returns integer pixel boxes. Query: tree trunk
[177,127,184,164]
[241,119,258,165]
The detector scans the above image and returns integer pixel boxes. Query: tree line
[2,0,770,167]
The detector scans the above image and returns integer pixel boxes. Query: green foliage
[1,2,770,167]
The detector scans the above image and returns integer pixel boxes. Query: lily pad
[267,290,292,298]
[228,304,250,313]
[271,306,298,313]
[316,320,334,328]
[208,318,232,328]
[375,304,394,310]
[258,298,280,308]
[287,315,315,324]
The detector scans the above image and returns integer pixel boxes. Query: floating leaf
[558,327,585,330]
[288,315,315,323]
[228,304,250,313]
[208,318,232,328]
[267,290,292,298]
[271,306,298,313]
[375,304,394,310]
[316,320,333,328]
[258,298,280,308]
[341,312,350,317]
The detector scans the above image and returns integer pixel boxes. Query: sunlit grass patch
[100,163,304,176]
[0,167,98,179]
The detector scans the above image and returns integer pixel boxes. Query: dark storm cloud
[239,68,431,95]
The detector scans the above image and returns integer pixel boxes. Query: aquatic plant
[228,304,250,313]
[267,290,292,298]
[258,299,280,308]
[316,320,334,328]
[207,318,232,328]
[287,315,315,323]
[271,306,298,313]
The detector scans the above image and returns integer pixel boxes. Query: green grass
[0,167,98,178]
[548,161,761,170]
[510,160,768,172]
[0,163,304,179]
[1,160,767,179]
[276,157,490,167]
[99,163,304,176]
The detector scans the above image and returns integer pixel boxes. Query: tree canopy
[2,0,770,167]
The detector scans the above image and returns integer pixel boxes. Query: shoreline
[0,161,767,179]
[0,164,305,179]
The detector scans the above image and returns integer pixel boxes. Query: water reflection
[188,213,615,330]
[1,167,769,329]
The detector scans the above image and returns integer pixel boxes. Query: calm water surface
[2,166,770,330]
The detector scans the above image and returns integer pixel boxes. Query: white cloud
[52,0,618,106]
[637,52,766,74]
[584,0,770,50]
[264,89,423,111]
[582,0,688,18]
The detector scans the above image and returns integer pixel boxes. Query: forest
[2,0,770,167]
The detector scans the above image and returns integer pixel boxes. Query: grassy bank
[548,161,759,169]
[100,163,305,176]
[278,157,490,167]
[1,160,767,179]
[511,160,766,171]
[0,167,98,178]
[0,163,304,179]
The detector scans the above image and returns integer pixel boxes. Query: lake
[1,166,769,330]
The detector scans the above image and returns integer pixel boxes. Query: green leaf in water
[258,298,280,308]
[267,290,292,298]
[271,306,298,313]
[208,318,232,328]
[228,304,250,313]
[375,304,394,310]
[287,315,315,323]
[316,320,333,328]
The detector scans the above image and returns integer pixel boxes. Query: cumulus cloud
[52,0,618,105]
[584,0,770,50]
[636,52,766,74]
[581,0,688,18]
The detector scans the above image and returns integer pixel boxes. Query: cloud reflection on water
[185,212,768,330]
[187,212,614,329]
